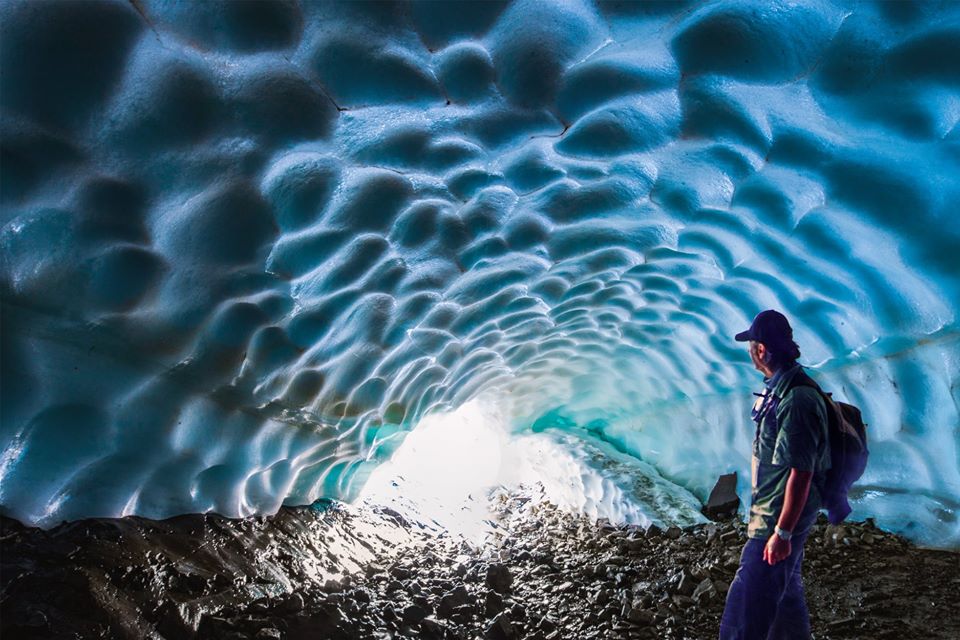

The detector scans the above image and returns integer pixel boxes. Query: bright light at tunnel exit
[358,396,718,542]
[359,397,521,540]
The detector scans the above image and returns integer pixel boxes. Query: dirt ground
[2,494,958,639]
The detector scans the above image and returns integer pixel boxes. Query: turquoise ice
[1,0,958,546]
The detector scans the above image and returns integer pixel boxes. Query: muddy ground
[2,492,958,639]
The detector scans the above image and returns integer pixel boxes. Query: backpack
[787,374,869,525]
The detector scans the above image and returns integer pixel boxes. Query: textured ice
[1,0,959,545]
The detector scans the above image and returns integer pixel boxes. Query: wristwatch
[775,525,793,541]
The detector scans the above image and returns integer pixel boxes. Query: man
[719,310,831,640]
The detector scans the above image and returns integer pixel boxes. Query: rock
[411,594,432,612]
[485,590,505,617]
[691,566,709,581]
[402,603,429,626]
[322,578,341,593]
[600,602,620,621]
[692,578,717,606]
[538,615,558,632]
[485,612,517,640]
[677,570,697,596]
[16,606,49,630]
[672,594,695,608]
[825,525,846,546]
[386,579,404,592]
[437,584,471,618]
[255,629,281,640]
[248,598,271,614]
[352,587,371,604]
[420,616,446,639]
[665,526,682,540]
[390,565,412,580]
[450,603,476,624]
[827,616,857,628]
[486,563,513,594]
[555,581,575,593]
[277,591,304,613]
[625,607,655,625]
[704,524,718,543]
[719,529,740,544]
[623,536,645,553]
[645,524,663,539]
[702,473,741,521]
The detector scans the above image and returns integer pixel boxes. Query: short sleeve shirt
[748,364,831,539]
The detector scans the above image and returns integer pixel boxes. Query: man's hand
[764,467,812,566]
[763,533,791,565]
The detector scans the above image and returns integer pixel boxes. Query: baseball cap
[734,310,794,345]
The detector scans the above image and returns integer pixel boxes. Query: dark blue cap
[735,310,794,345]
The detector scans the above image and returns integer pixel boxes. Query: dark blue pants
[719,532,811,640]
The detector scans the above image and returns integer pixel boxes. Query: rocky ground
[2,491,959,639]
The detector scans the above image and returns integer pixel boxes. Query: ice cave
[1,1,959,638]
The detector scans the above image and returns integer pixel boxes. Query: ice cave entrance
[359,397,707,541]
[360,397,530,540]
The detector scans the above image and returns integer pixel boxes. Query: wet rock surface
[2,493,959,639]
[700,473,740,522]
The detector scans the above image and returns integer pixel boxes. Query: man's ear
[756,342,767,360]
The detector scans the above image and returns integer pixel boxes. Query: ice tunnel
[1,0,959,547]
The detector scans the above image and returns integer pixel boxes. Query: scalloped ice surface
[1,0,958,544]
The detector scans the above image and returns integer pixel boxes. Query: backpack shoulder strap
[783,368,823,396]
[783,369,833,421]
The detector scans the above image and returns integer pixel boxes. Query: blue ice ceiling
[1,0,958,544]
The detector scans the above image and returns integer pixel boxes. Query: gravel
[2,493,958,639]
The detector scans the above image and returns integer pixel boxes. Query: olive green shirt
[748,364,831,539]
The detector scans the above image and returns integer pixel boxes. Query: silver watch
[775,525,793,541]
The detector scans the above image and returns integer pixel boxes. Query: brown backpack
[788,374,869,525]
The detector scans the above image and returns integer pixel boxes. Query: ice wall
[1,0,958,544]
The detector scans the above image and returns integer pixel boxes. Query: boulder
[485,590,505,617]
[437,584,471,618]
[702,473,741,521]
[486,564,513,594]
[485,612,517,640]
